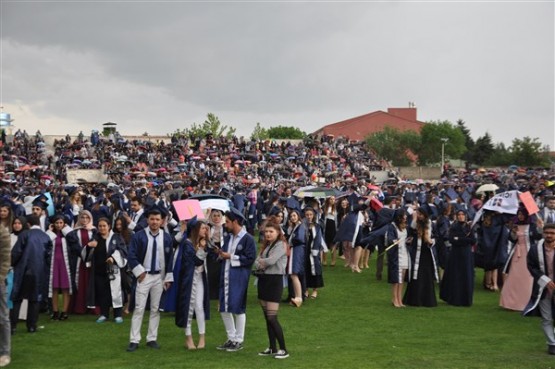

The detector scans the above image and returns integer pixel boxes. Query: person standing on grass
[402,207,439,307]
[126,206,173,352]
[0,225,11,367]
[523,223,555,355]
[175,217,210,350]
[439,209,476,307]
[45,215,74,321]
[254,219,289,359]
[10,215,52,333]
[87,218,127,324]
[215,207,256,352]
[302,207,324,300]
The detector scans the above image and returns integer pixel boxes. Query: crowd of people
[0,128,554,366]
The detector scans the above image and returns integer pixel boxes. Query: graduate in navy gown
[175,217,210,350]
[403,207,439,307]
[285,209,306,307]
[215,207,256,352]
[439,210,476,306]
[10,215,52,333]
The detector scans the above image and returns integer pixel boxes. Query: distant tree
[457,119,475,164]
[486,142,513,167]
[365,126,421,166]
[509,136,550,167]
[472,133,495,165]
[250,122,269,141]
[416,120,466,165]
[170,113,237,139]
[266,126,306,139]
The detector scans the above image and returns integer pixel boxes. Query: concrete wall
[398,166,441,180]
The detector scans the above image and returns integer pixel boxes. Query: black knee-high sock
[266,309,286,351]
[262,307,277,350]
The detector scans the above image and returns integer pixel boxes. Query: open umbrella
[293,186,340,199]
[190,194,231,212]
[476,183,499,194]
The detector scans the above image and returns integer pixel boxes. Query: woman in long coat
[175,218,210,350]
[439,210,476,306]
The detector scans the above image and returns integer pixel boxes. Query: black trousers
[11,300,40,332]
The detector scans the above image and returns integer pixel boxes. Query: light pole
[441,137,449,175]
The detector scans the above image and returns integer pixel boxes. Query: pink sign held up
[518,191,540,215]
[173,199,205,221]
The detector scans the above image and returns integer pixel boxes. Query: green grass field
[8,260,555,369]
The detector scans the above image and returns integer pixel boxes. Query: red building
[313,107,425,141]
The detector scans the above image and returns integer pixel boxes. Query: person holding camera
[253,218,289,359]
[87,217,128,324]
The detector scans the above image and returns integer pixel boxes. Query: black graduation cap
[225,207,246,223]
[187,215,199,230]
[32,193,49,210]
[145,204,168,219]
[268,206,283,217]
[444,188,459,201]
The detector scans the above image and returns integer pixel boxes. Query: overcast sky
[1,1,553,149]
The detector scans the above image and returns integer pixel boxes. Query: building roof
[313,107,425,141]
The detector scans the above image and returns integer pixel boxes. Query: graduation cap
[110,193,125,210]
[145,204,169,219]
[285,197,300,211]
[225,207,246,224]
[32,193,49,210]
[268,206,283,217]
[444,188,459,202]
[187,215,199,229]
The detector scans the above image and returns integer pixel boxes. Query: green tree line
[169,114,552,167]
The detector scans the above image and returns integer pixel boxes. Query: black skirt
[257,274,284,303]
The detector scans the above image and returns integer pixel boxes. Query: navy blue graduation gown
[11,228,52,302]
[175,239,210,328]
[439,221,476,306]
[218,231,256,314]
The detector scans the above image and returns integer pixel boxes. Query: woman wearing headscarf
[439,209,476,306]
[207,209,225,301]
[66,210,97,314]
[500,207,543,311]
[45,214,74,320]
[403,207,439,307]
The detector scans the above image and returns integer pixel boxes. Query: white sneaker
[0,355,11,367]
[274,349,289,359]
